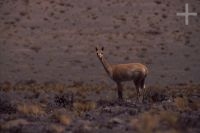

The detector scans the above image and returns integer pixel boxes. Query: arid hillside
[0,1,200,133]
[0,0,200,86]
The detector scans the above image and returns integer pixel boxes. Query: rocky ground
[0,82,200,133]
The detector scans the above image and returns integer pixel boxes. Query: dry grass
[131,110,180,133]
[54,114,71,125]
[0,82,199,132]
[17,103,45,115]
[50,108,72,126]
[11,82,67,93]
[49,124,65,133]
[58,114,71,125]
[0,81,12,92]
[159,111,179,128]
[174,97,189,111]
[131,112,159,133]
[73,101,96,115]
[0,119,29,129]
[1,82,106,95]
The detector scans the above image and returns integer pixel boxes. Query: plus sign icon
[176,3,198,25]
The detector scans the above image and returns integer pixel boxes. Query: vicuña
[96,46,148,101]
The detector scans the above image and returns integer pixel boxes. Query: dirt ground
[0,0,200,133]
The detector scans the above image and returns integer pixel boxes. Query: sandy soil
[0,0,200,86]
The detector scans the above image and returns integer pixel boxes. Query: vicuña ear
[95,47,98,51]
[101,47,104,51]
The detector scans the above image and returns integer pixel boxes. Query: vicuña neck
[100,56,113,78]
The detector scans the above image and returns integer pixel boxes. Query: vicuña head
[96,46,104,60]
[96,46,148,102]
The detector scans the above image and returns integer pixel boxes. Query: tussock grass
[159,111,179,128]
[0,119,29,129]
[0,82,199,132]
[73,101,96,115]
[17,103,45,115]
[131,112,159,133]
[49,124,65,133]
[174,97,189,111]
[53,113,71,125]
[131,110,180,133]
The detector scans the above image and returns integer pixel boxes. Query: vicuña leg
[134,80,140,102]
[117,82,123,100]
[140,78,146,102]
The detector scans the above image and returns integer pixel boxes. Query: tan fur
[96,47,148,101]
[112,63,148,82]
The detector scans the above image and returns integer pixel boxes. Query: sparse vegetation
[131,110,180,133]
[174,97,189,111]
[0,83,199,132]
[53,113,71,125]
[49,124,65,133]
[0,119,29,130]
[0,0,199,133]
[17,103,45,115]
[73,101,96,115]
[131,112,159,133]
